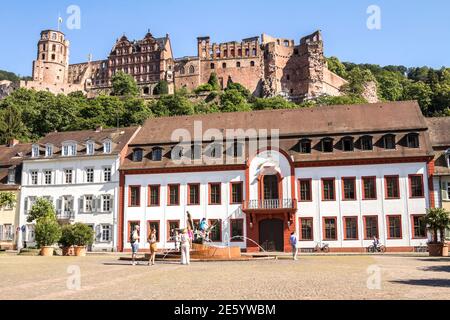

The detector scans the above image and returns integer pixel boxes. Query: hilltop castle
[2,29,348,101]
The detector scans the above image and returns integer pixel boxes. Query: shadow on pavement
[420,265,450,273]
[391,279,450,288]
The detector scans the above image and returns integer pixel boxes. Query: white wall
[18,155,121,251]
[295,162,430,249]
[124,170,246,250]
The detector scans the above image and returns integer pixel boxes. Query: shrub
[425,208,450,244]
[194,83,214,94]
[27,198,55,223]
[59,224,75,248]
[35,215,62,248]
[72,223,94,247]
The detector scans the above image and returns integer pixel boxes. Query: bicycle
[314,242,330,253]
[367,243,386,253]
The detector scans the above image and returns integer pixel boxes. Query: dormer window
[321,138,334,153]
[406,133,419,148]
[298,139,311,154]
[62,143,77,157]
[86,141,95,155]
[382,134,396,150]
[132,149,143,162]
[341,137,354,152]
[7,168,16,184]
[103,140,112,154]
[360,136,373,151]
[151,147,163,161]
[445,149,450,168]
[45,144,53,157]
[31,144,40,158]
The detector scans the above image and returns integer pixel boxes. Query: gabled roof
[28,127,140,159]
[0,142,32,188]
[426,117,450,148]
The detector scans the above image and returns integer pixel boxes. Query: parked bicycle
[314,242,330,253]
[367,243,386,253]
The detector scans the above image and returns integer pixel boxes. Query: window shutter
[56,198,62,213]
[97,197,102,212]
[109,195,114,212]
[92,196,97,212]
[442,189,448,201]
[108,225,113,242]
[0,225,3,240]
[79,197,84,214]
[95,225,101,242]
[49,197,54,206]
[24,198,29,213]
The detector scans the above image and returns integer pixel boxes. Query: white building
[118,101,435,253]
[18,126,140,251]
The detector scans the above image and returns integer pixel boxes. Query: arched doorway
[259,219,284,252]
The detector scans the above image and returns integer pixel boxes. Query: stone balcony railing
[243,199,297,212]
[56,210,75,221]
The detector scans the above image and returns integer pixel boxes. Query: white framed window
[30,171,38,185]
[45,144,53,157]
[86,141,95,155]
[62,143,77,156]
[103,140,112,154]
[85,168,94,183]
[102,194,112,212]
[64,169,73,184]
[44,170,52,185]
[7,168,16,184]
[84,195,94,213]
[62,196,74,214]
[0,224,13,241]
[103,167,112,182]
[100,224,112,242]
[25,196,37,214]
[31,144,40,158]
[447,182,450,200]
[26,224,35,242]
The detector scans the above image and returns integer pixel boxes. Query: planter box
[74,246,86,257]
[40,246,54,257]
[428,243,448,257]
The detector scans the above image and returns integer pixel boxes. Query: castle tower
[197,36,210,59]
[32,30,69,84]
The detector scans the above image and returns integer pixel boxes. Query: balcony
[56,210,75,221]
[243,199,297,213]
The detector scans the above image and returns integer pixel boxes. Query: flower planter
[40,246,54,257]
[62,246,75,256]
[442,244,449,257]
[74,246,86,257]
[428,243,446,257]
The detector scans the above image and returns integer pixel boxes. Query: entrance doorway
[259,219,284,252]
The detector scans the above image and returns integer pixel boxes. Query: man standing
[130,225,140,266]
[290,232,298,261]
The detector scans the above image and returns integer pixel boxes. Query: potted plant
[425,208,450,257]
[72,223,94,257]
[59,224,75,256]
[35,215,62,256]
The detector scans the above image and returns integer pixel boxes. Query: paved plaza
[0,254,449,300]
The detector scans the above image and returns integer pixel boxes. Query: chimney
[8,139,19,147]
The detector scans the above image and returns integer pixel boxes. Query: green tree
[0,192,16,209]
[0,104,27,144]
[252,96,297,110]
[219,89,251,112]
[425,208,450,244]
[111,71,139,97]
[208,72,221,91]
[152,91,194,116]
[35,215,62,248]
[153,80,169,95]
[71,223,95,246]
[27,198,56,223]
[326,57,347,78]
[315,95,367,106]
[225,82,251,100]
[122,98,153,125]
[402,81,433,115]
[342,67,377,97]
[377,71,404,101]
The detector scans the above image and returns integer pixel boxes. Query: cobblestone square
[0,254,449,300]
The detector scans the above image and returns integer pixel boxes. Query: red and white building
[118,101,435,253]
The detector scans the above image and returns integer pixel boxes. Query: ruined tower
[32,30,69,85]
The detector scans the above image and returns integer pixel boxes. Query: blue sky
[1,0,449,76]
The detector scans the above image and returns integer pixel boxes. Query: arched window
[31,144,40,158]
[86,141,95,155]
[189,65,195,74]
[210,63,215,69]
[45,144,53,157]
[180,67,185,75]
[445,149,450,168]
[222,62,227,69]
[250,61,255,67]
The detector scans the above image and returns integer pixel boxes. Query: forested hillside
[0,60,449,144]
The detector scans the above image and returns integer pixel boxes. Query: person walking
[180,229,191,265]
[148,228,157,266]
[130,225,140,266]
[290,232,298,261]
